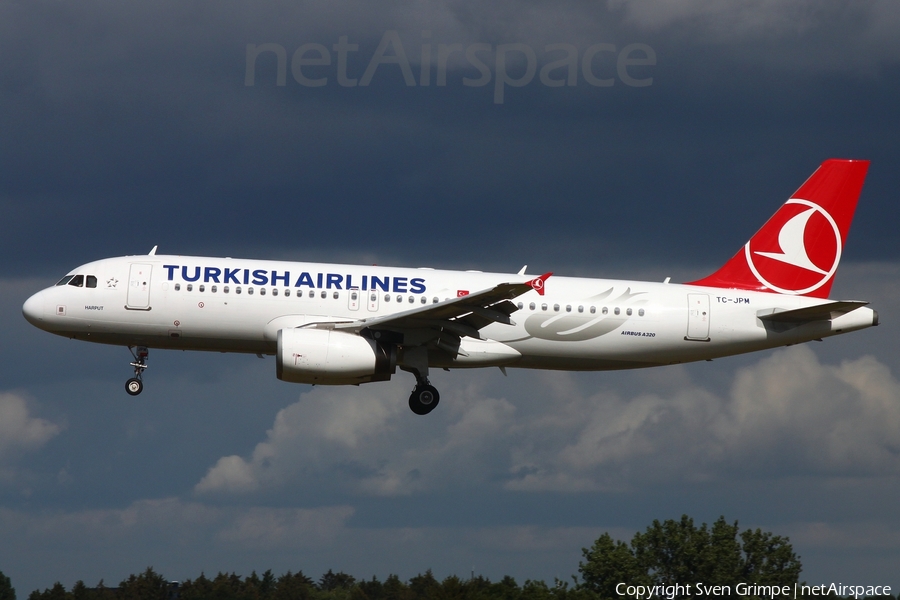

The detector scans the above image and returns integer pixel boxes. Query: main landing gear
[125,346,149,396]
[402,346,440,415]
[409,381,440,416]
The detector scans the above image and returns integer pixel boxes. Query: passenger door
[126,263,153,310]
[685,293,710,341]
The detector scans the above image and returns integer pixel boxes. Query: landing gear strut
[402,346,440,415]
[126,346,148,396]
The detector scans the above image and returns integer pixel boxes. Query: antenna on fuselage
[148,245,158,256]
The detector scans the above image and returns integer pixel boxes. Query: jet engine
[276,327,396,385]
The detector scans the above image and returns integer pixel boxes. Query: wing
[331,273,551,355]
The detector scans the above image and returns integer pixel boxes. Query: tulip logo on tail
[745,199,841,295]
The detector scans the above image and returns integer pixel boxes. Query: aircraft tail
[687,159,869,298]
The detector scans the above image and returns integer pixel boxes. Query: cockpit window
[68,275,85,287]
[56,275,74,286]
[86,275,98,288]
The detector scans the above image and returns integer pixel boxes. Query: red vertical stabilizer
[687,159,869,298]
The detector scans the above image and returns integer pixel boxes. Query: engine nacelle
[276,328,396,385]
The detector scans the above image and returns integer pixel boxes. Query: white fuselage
[22,254,877,372]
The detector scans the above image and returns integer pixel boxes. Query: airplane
[22,159,877,415]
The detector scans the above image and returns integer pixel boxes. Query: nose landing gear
[125,346,149,396]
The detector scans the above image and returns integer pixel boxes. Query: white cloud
[195,345,900,498]
[0,392,61,459]
[509,346,900,490]
[719,349,900,474]
[195,378,521,497]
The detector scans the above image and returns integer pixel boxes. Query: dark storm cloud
[2,0,898,277]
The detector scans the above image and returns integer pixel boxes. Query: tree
[578,516,802,596]
[408,571,440,600]
[380,575,412,600]
[739,527,802,584]
[319,570,357,592]
[272,571,313,600]
[579,533,649,598]
[27,583,66,600]
[0,571,14,600]
[117,567,170,600]
[353,576,385,600]
[179,573,213,600]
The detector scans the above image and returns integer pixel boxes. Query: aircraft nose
[22,291,46,326]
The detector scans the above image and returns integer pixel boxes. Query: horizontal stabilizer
[757,301,869,324]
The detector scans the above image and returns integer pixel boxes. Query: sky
[2,0,900,594]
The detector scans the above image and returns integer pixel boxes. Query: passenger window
[351,292,358,301]
[175,283,181,291]
[578,305,583,313]
[236,286,242,294]
[517,302,523,310]
[541,304,548,311]
[639,308,645,317]
[308,290,314,298]
[68,275,84,287]
[86,276,98,288]
[260,288,266,296]
[626,308,632,316]
[396,295,402,303]
[187,284,193,292]
[408,296,414,304]
[320,291,327,299]
[333,291,339,300]
[385,294,391,302]
[614,307,620,315]
[566,305,571,312]
[553,304,560,312]
[590,306,596,314]
[224,286,229,293]
[602,307,608,315]
[529,302,535,310]
[199,285,206,293]
[248,287,254,295]
[420,297,427,304]
[285,289,291,297]
[272,289,278,297]
[211,285,217,293]
[432,297,439,304]
[370,294,377,302]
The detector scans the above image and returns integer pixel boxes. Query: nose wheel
[126,377,143,396]
[126,346,149,396]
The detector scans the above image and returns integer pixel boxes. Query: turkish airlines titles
[162,264,427,294]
